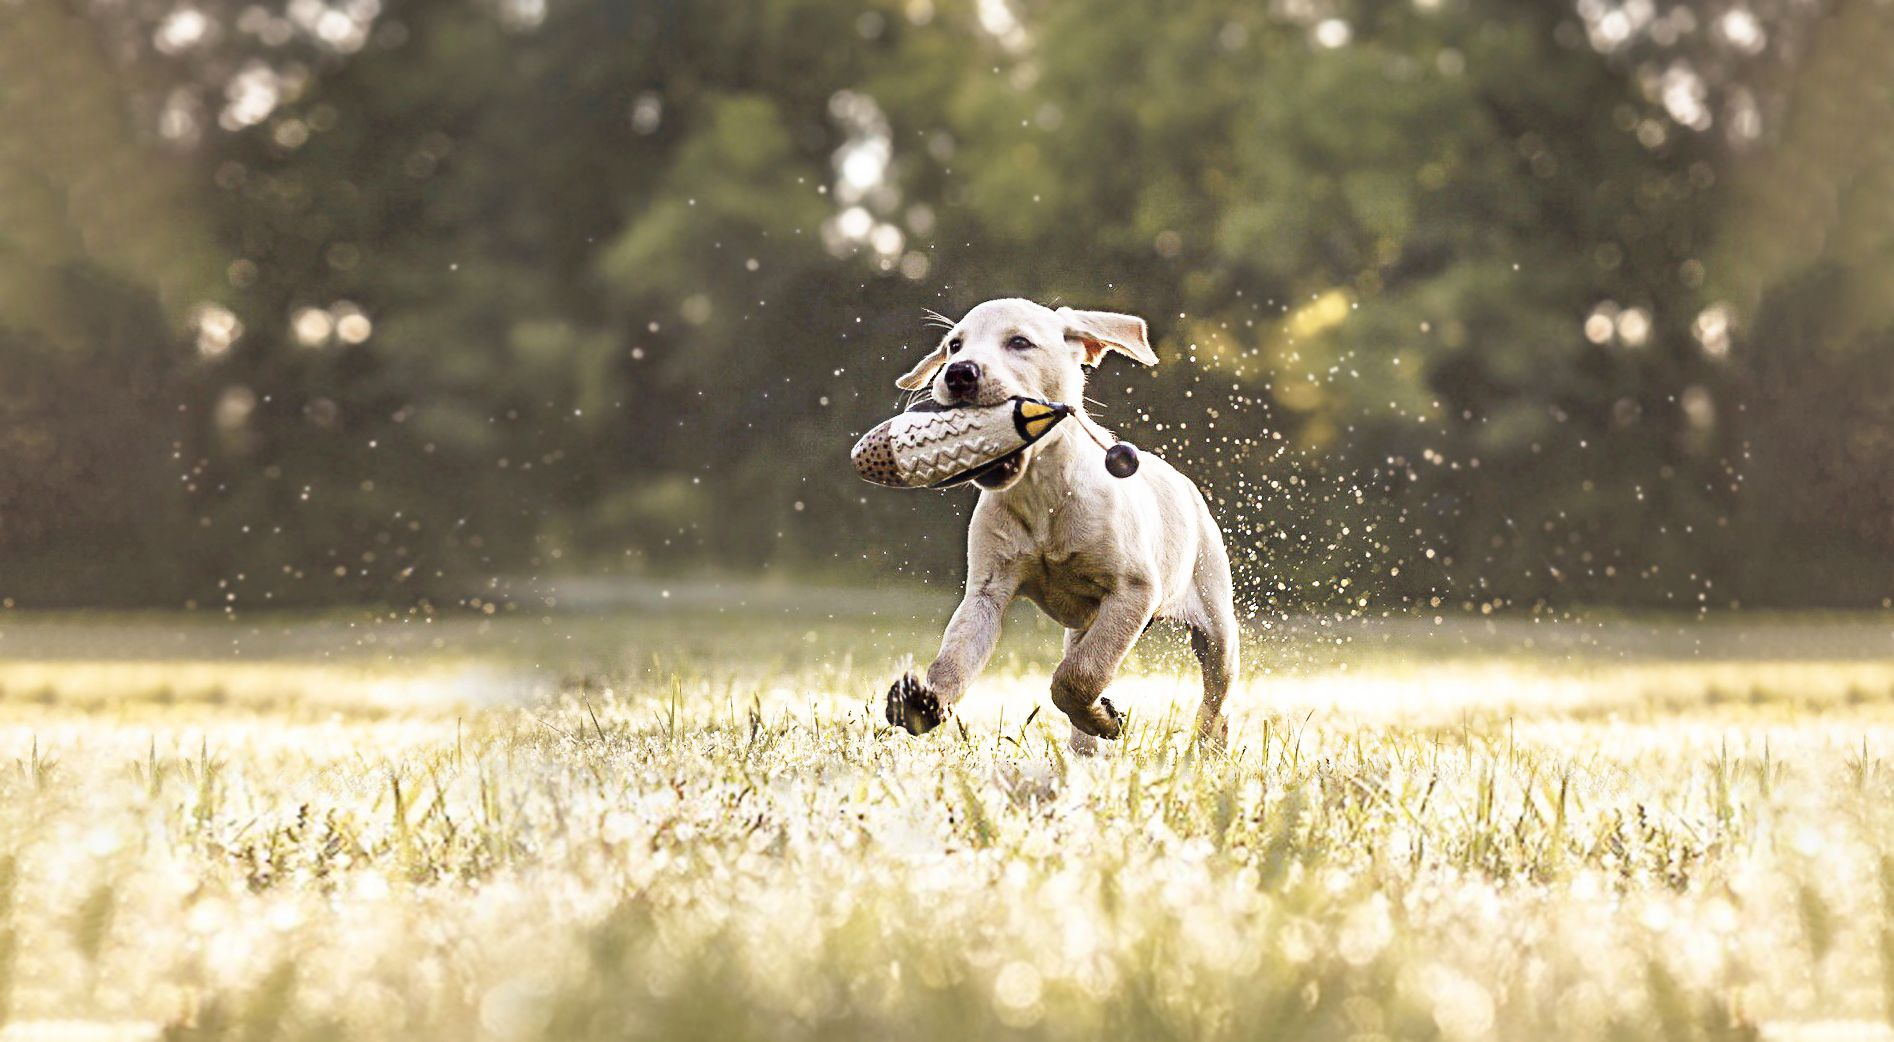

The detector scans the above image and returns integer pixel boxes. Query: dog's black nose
[943,360,981,398]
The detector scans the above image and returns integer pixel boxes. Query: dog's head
[894,298,1156,490]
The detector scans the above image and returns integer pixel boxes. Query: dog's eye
[947,338,963,354]
[1007,335,1034,351]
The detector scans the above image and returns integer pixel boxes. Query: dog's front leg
[886,573,1016,735]
[927,575,1016,703]
[1051,581,1158,740]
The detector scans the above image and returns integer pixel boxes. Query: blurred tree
[860,0,1740,612]
[1706,0,1894,603]
[0,1,224,598]
[0,0,1886,610]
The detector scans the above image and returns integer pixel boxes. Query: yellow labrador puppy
[884,298,1239,752]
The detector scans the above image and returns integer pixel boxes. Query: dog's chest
[992,494,1118,627]
[991,479,1102,560]
[1015,555,1110,629]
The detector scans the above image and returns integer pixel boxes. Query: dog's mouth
[973,448,1028,489]
[937,383,1019,409]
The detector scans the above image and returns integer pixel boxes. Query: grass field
[4,584,1894,1041]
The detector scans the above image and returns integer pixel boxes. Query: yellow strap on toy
[1013,398,1062,440]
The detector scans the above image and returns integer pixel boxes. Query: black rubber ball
[1104,442,1140,478]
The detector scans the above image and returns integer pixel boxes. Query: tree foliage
[0,0,1888,610]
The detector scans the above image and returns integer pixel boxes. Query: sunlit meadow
[4,588,1894,1041]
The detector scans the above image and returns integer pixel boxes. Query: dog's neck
[984,411,1114,517]
[1052,410,1116,463]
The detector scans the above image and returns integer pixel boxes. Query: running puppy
[884,298,1239,752]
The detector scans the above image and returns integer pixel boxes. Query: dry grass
[2,596,1894,1041]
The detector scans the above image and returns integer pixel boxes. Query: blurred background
[2,0,1890,614]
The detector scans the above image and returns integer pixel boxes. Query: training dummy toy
[851,396,1139,489]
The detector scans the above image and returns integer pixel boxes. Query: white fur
[889,298,1239,750]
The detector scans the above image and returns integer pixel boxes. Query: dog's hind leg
[1186,546,1239,751]
[1187,616,1236,751]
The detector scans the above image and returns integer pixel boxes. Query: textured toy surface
[852,397,1070,489]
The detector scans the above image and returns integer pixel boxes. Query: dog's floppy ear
[1059,307,1158,367]
[895,343,951,390]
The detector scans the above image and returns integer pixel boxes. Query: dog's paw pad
[885,673,946,736]
[1096,696,1124,741]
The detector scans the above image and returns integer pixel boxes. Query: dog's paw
[885,673,946,736]
[1062,695,1124,741]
